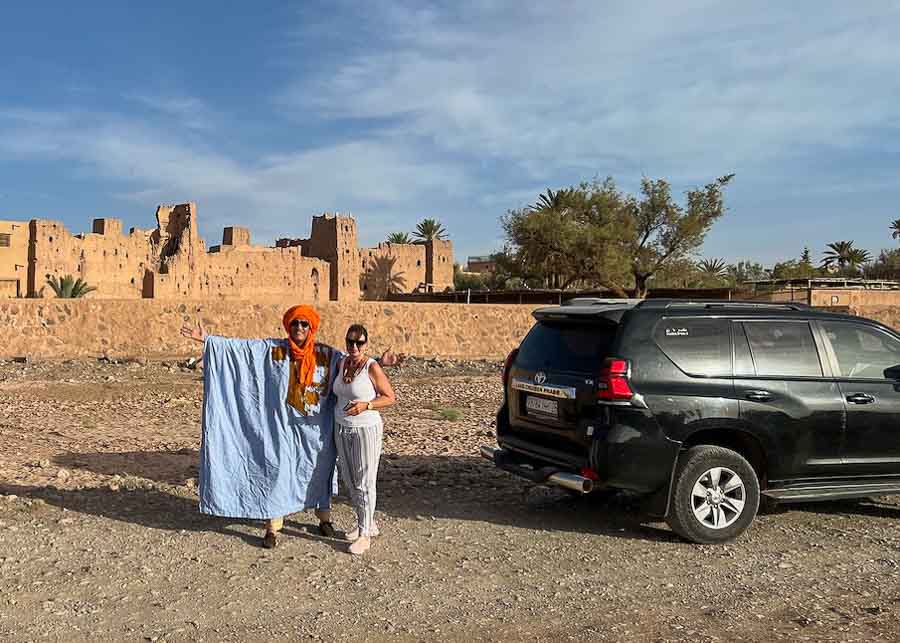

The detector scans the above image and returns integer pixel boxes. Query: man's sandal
[262,530,278,549]
[318,521,337,538]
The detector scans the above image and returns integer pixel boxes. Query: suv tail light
[502,349,519,386]
[597,358,634,401]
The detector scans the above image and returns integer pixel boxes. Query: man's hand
[180,320,208,344]
[379,347,407,367]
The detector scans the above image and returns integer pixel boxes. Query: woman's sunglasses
[345,337,367,348]
[290,319,310,329]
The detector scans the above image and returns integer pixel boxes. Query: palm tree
[821,241,871,273]
[386,232,412,244]
[412,218,448,242]
[697,258,729,280]
[891,219,900,241]
[529,188,575,212]
[46,274,97,298]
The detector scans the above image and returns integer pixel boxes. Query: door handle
[846,393,876,405]
[745,390,772,402]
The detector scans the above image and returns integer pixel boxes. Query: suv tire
[667,445,760,544]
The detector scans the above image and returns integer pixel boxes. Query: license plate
[526,395,558,418]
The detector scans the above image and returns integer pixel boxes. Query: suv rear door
[507,317,618,453]
[818,320,900,476]
[736,319,845,480]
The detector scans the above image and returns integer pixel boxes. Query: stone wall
[0,220,30,298]
[28,219,157,298]
[850,305,900,330]
[0,300,540,360]
[426,238,454,292]
[360,243,426,298]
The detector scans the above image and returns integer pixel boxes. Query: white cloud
[0,108,474,248]
[283,1,900,183]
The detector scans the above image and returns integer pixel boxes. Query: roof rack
[562,297,644,307]
[637,299,810,311]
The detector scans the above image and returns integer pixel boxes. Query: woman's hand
[379,347,406,367]
[343,400,369,417]
[180,320,208,344]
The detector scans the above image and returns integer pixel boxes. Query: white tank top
[333,357,381,427]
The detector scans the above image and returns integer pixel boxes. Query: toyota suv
[481,299,900,543]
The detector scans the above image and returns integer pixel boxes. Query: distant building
[0,203,454,300]
[466,255,496,274]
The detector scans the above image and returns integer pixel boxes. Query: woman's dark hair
[346,323,368,343]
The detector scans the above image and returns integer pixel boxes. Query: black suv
[482,299,900,543]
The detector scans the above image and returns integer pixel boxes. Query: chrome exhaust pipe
[480,445,500,461]
[480,444,594,494]
[548,472,594,494]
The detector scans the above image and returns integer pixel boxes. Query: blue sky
[1,1,899,266]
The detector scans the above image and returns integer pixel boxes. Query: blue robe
[199,336,342,519]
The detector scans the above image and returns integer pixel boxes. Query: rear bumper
[480,445,594,494]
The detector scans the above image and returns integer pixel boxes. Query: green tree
[821,241,871,274]
[726,261,769,285]
[697,258,729,283]
[528,188,577,212]
[891,219,900,241]
[864,249,900,280]
[386,232,412,244]
[453,264,488,290]
[46,275,97,298]
[412,218,448,242]
[501,174,734,297]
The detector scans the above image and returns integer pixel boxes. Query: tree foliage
[891,219,900,241]
[499,174,734,297]
[386,232,412,244]
[412,218,448,242]
[821,241,871,275]
[46,275,97,298]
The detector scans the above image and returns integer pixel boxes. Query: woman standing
[333,323,396,555]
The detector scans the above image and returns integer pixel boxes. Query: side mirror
[884,364,900,380]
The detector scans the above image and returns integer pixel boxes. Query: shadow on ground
[28,449,680,542]
[33,448,900,545]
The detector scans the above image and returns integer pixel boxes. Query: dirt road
[1,358,899,641]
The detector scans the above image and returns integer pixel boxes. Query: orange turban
[282,305,321,389]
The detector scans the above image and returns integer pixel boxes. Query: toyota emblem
[534,371,547,385]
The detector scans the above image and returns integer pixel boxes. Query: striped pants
[335,420,383,537]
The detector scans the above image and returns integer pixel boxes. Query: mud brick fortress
[0,203,453,302]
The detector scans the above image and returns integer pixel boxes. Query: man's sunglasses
[345,337,367,348]
[290,319,310,329]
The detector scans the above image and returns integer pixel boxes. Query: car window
[743,321,822,377]
[516,322,617,373]
[821,322,900,379]
[654,318,732,377]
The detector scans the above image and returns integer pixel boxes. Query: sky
[1,1,899,266]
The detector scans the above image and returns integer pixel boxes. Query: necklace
[342,356,367,384]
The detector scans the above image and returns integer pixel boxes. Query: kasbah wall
[0,300,538,360]
[1,202,454,303]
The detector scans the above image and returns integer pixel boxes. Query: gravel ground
[1,357,900,641]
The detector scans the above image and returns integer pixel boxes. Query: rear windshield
[516,321,617,373]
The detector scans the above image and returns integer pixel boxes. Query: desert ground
[2,357,900,641]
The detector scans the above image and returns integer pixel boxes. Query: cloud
[0,108,474,247]
[282,1,900,183]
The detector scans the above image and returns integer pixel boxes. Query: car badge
[534,371,547,385]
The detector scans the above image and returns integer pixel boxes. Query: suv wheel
[667,445,760,544]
